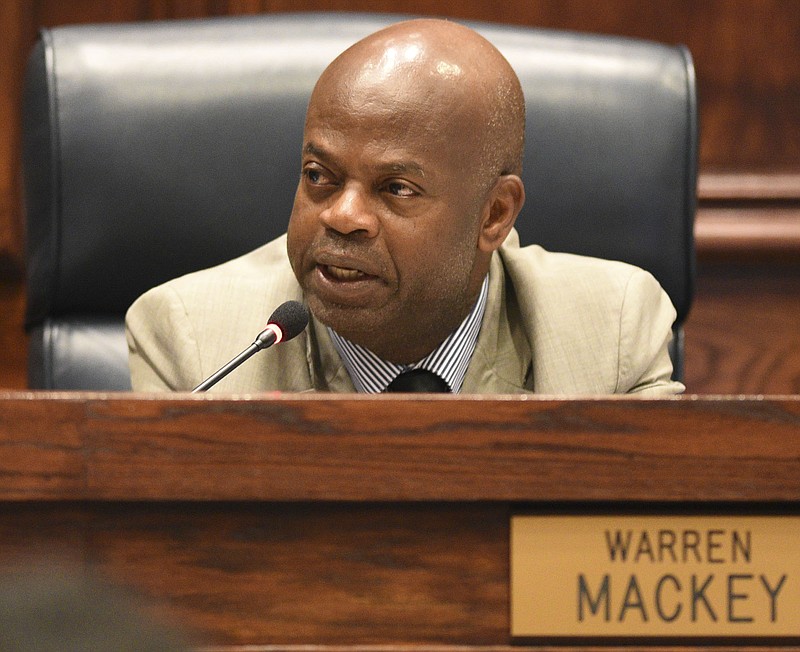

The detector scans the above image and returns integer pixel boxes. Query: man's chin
[307,296,382,334]
[310,297,444,364]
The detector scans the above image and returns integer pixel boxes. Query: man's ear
[477,174,525,253]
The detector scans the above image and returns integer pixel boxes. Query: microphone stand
[191,326,278,393]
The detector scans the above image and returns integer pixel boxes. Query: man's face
[286,70,491,363]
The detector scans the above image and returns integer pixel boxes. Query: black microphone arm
[191,300,309,393]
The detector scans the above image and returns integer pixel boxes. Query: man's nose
[319,183,379,237]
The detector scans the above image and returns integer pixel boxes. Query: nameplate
[510,515,800,643]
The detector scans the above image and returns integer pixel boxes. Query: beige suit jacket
[126,231,684,395]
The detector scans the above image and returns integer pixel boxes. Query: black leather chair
[22,12,697,390]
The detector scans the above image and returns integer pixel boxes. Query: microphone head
[267,300,310,343]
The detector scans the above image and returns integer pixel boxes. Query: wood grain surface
[684,264,800,395]
[2,394,800,502]
[2,394,799,649]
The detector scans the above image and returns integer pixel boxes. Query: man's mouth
[310,261,386,307]
[324,264,367,281]
[319,263,382,283]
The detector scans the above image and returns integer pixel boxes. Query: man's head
[286,19,526,363]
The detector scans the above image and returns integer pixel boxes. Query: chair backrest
[22,12,697,390]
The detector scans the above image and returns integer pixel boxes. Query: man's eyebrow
[302,142,426,178]
[302,142,327,158]
[378,161,427,179]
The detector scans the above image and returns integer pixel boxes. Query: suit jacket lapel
[306,314,356,392]
[462,246,533,394]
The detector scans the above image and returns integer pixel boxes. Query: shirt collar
[328,275,489,394]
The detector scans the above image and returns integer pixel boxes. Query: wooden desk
[1,393,799,649]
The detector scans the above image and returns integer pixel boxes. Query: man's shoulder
[497,233,675,346]
[500,236,646,297]
[495,232,681,396]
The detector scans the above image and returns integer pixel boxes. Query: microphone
[191,300,309,393]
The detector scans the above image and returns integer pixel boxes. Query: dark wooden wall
[1,0,799,393]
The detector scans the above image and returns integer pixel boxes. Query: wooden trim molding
[696,209,800,261]
[699,171,800,201]
[696,171,800,263]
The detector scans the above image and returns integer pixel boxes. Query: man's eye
[304,167,332,185]
[386,181,416,197]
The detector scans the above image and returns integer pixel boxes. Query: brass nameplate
[510,515,800,641]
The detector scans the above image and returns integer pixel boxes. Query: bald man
[126,19,684,395]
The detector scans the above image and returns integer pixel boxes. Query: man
[126,18,684,395]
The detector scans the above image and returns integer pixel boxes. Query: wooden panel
[0,395,85,498]
[684,172,800,395]
[26,0,148,25]
[684,263,800,395]
[26,501,797,649]
[0,0,25,268]
[2,395,800,502]
[0,396,799,649]
[81,502,508,645]
[0,278,26,390]
[0,0,28,391]
[0,504,86,566]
